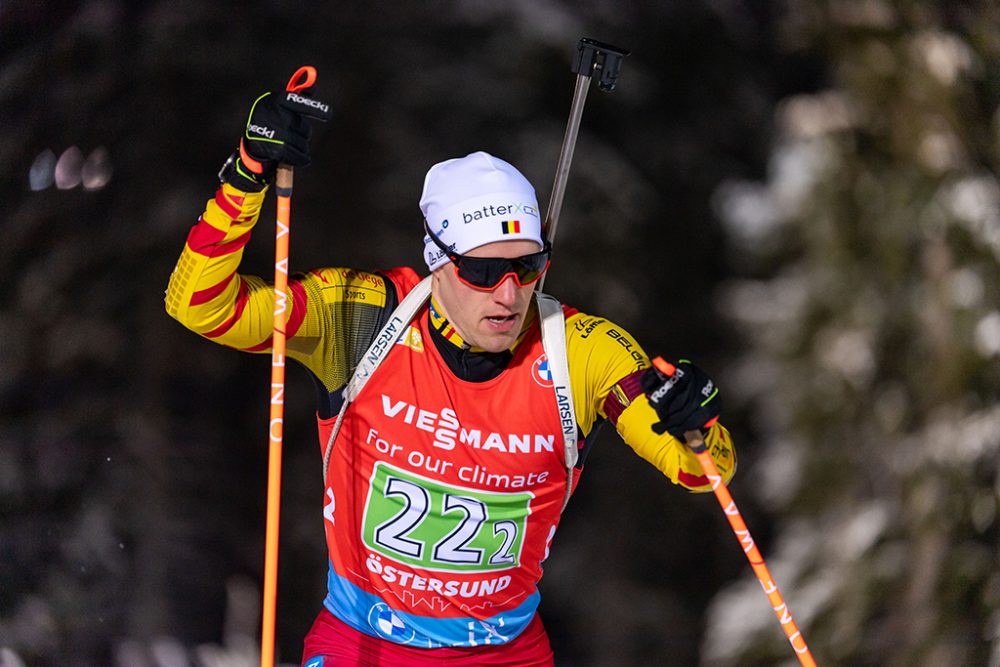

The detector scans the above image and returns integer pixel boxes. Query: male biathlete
[165,83,736,666]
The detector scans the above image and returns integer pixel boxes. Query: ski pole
[651,357,818,667]
[261,64,318,667]
[538,37,629,291]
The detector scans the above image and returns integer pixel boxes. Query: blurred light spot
[55,146,84,189]
[778,91,857,139]
[719,277,809,329]
[908,405,1000,472]
[816,327,875,388]
[754,438,803,510]
[974,312,1000,357]
[912,31,976,86]
[82,146,113,190]
[945,175,1000,224]
[939,175,1000,260]
[771,138,834,208]
[838,502,889,560]
[949,268,984,308]
[29,149,56,190]
[713,180,779,243]
[918,122,964,173]
[1,648,27,667]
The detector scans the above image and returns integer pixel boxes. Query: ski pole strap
[536,292,578,511]
[322,276,432,480]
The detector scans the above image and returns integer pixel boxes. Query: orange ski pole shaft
[651,358,818,667]
[686,439,817,666]
[261,162,291,667]
[260,65,318,667]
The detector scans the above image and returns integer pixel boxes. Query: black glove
[220,87,332,191]
[640,358,721,441]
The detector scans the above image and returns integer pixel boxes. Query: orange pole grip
[260,164,293,667]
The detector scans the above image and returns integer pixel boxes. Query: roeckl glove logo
[247,124,275,139]
[649,367,684,403]
[286,92,330,114]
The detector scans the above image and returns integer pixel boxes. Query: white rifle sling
[535,292,578,511]
[322,276,432,479]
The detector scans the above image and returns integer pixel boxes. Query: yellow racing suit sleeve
[164,183,400,394]
[565,311,736,492]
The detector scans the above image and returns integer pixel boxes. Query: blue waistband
[323,562,540,648]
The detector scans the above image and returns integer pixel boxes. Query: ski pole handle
[272,64,318,194]
[651,357,819,666]
[285,65,317,94]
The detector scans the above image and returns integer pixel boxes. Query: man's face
[431,239,543,353]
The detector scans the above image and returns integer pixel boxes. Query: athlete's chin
[472,315,521,352]
[474,329,518,354]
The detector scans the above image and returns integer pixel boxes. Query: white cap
[420,151,543,271]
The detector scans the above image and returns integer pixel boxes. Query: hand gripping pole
[652,357,819,667]
[261,65,317,667]
[538,38,629,291]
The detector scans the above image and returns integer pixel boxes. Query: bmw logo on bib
[531,354,553,387]
[368,603,415,644]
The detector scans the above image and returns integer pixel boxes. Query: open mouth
[485,314,517,327]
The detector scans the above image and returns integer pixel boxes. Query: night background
[2,1,999,666]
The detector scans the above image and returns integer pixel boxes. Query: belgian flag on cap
[501,220,521,234]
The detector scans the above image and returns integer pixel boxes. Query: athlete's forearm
[616,395,737,491]
[164,184,282,348]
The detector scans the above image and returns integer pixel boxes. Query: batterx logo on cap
[461,202,536,224]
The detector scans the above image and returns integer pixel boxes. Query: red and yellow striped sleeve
[164,183,402,391]
[165,184,274,347]
[565,311,736,491]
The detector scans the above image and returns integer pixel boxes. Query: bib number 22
[363,463,531,573]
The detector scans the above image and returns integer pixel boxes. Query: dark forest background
[2,2,998,666]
